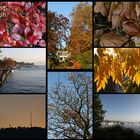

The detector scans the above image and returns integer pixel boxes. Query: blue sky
[48,72,70,138]
[48,72,92,91]
[48,2,92,48]
[48,2,80,20]
[48,2,92,20]
[48,2,80,48]
[0,48,46,65]
[48,72,92,99]
[100,95,140,122]
[48,72,71,91]
[48,72,92,139]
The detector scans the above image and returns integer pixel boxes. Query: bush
[75,49,92,69]
[0,2,46,47]
[94,125,140,139]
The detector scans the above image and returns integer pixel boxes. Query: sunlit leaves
[111,58,123,87]
[94,48,140,93]
[68,2,92,55]
[94,48,113,92]
[133,71,140,86]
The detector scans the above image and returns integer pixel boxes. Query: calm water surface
[124,123,140,134]
[103,122,140,134]
[0,66,46,93]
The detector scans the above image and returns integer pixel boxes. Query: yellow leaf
[133,71,140,86]
[101,79,106,90]
[96,81,102,92]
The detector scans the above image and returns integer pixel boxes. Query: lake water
[123,123,140,134]
[0,66,46,93]
[102,122,140,134]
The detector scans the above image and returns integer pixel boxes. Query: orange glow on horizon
[0,95,45,128]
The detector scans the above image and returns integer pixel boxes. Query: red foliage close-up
[0,2,46,47]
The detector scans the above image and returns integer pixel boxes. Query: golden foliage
[94,48,113,92]
[94,48,140,92]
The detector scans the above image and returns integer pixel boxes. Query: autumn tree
[48,11,70,69]
[48,72,93,139]
[2,57,16,68]
[48,11,70,53]
[68,2,92,55]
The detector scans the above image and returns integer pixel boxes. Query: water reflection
[102,121,140,134]
[0,66,46,93]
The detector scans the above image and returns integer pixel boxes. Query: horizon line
[0,126,46,129]
[104,119,140,123]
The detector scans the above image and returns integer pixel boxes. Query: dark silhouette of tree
[48,72,93,139]
[68,2,92,55]
[94,94,106,130]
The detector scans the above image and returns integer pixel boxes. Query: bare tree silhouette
[48,72,93,139]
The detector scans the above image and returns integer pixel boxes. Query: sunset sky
[0,48,46,65]
[0,95,45,128]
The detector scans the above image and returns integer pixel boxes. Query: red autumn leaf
[33,29,42,40]
[11,33,21,41]
[25,2,32,12]
[24,27,31,37]
[39,40,46,47]
[12,24,20,33]
[11,15,20,24]
[0,2,46,47]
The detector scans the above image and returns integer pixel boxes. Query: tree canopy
[48,11,70,53]
[48,72,93,139]
[68,2,92,55]
[48,2,92,69]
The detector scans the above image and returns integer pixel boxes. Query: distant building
[56,50,71,62]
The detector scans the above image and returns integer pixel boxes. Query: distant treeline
[16,61,35,66]
[0,127,46,139]
[0,58,35,69]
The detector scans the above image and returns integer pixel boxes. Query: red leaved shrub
[0,2,46,47]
